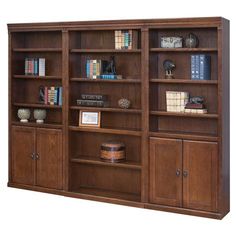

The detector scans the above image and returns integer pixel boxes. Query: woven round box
[100,141,125,162]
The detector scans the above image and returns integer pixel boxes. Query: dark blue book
[191,55,196,80]
[195,55,200,80]
[199,54,211,80]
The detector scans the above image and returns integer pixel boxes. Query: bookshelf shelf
[71,156,141,170]
[11,121,62,129]
[149,131,218,142]
[12,48,62,52]
[149,79,218,84]
[150,111,218,119]
[70,49,141,53]
[13,102,62,109]
[150,48,218,52]
[69,126,142,136]
[13,75,62,80]
[8,17,229,219]
[70,78,141,83]
[70,106,142,114]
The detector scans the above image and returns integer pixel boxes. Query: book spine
[191,55,196,80]
[54,87,58,105]
[205,55,211,80]
[195,55,200,80]
[38,58,45,76]
[86,60,89,78]
[77,99,107,107]
[59,87,62,106]
[199,55,211,80]
[81,94,107,101]
[44,87,48,105]
[25,58,28,75]
[34,58,38,75]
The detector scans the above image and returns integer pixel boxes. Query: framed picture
[79,110,101,128]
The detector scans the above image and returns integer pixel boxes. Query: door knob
[183,170,188,177]
[30,153,35,160]
[176,169,181,177]
[35,154,39,160]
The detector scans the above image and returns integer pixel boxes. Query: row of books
[191,54,211,80]
[115,30,138,50]
[25,58,45,76]
[77,94,109,107]
[39,86,62,105]
[86,60,122,80]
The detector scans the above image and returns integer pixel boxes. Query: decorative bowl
[118,98,131,109]
[33,109,46,123]
[17,108,31,123]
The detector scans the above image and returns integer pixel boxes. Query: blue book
[199,54,211,80]
[59,87,62,106]
[54,88,58,105]
[191,55,196,80]
[195,55,200,80]
[86,60,90,78]
[34,58,38,75]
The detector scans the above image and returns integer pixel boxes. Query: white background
[0,0,234,235]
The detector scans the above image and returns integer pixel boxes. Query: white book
[39,58,45,76]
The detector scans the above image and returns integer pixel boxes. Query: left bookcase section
[10,31,63,128]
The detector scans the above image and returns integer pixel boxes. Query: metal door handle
[176,169,181,177]
[183,170,188,177]
[31,153,35,160]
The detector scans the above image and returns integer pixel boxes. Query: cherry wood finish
[150,138,182,207]
[183,140,218,212]
[8,17,229,219]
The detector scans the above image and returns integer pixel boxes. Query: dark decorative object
[185,33,199,48]
[104,56,116,75]
[163,60,176,79]
[100,141,126,162]
[118,98,131,109]
[190,96,204,104]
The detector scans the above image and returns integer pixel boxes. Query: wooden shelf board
[70,78,141,83]
[69,126,141,136]
[11,121,62,129]
[71,156,141,170]
[13,75,62,80]
[13,103,62,109]
[150,111,218,119]
[150,48,218,52]
[70,106,142,114]
[70,49,141,53]
[73,186,141,202]
[150,79,218,84]
[13,48,62,52]
[149,131,218,142]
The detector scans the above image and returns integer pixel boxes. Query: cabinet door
[150,137,182,207]
[183,140,218,212]
[11,126,35,185]
[36,128,63,190]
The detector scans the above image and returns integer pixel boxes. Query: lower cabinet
[11,126,63,190]
[150,137,218,212]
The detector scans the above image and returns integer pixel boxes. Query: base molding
[8,182,228,219]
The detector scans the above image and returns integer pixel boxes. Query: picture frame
[79,110,101,128]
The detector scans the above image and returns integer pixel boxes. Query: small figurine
[104,56,116,75]
[189,96,204,104]
[163,60,176,79]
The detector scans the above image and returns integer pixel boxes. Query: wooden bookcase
[8,17,230,219]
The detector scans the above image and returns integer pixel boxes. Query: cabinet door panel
[11,126,35,185]
[150,137,182,207]
[183,140,218,212]
[36,128,63,190]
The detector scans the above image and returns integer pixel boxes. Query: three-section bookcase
[8,17,230,219]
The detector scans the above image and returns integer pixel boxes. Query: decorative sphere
[118,98,131,109]
[17,108,31,122]
[185,33,199,48]
[33,109,46,123]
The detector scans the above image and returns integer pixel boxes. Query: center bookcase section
[69,131,141,202]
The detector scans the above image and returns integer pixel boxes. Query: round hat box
[100,141,125,162]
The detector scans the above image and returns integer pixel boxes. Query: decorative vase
[17,108,31,123]
[185,33,199,48]
[118,98,131,109]
[33,109,46,123]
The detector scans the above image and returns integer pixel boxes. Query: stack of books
[86,60,122,80]
[191,54,211,80]
[39,86,62,106]
[77,94,109,107]
[184,102,207,114]
[114,30,138,49]
[25,58,45,76]
[166,91,189,112]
